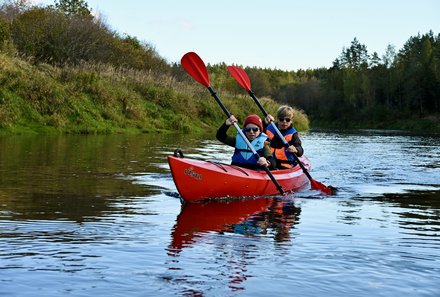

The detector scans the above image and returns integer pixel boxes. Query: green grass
[0,53,310,135]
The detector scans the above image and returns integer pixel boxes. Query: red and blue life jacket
[266,125,297,168]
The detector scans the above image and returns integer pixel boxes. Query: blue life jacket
[231,132,268,165]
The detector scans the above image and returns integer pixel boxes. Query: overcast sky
[35,0,440,70]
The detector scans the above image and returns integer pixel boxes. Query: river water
[0,130,439,297]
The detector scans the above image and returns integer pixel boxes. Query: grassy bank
[0,54,310,135]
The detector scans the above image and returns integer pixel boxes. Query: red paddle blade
[181,52,210,87]
[310,179,337,195]
[227,66,251,91]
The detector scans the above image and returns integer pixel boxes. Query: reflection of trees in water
[166,198,301,293]
[0,134,185,222]
[336,190,440,233]
[0,175,155,222]
[0,133,250,223]
[381,190,440,210]
[0,192,147,222]
[336,199,364,225]
[379,190,440,234]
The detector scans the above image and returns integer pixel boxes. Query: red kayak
[168,150,311,203]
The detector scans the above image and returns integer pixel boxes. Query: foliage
[0,0,439,133]
[2,1,168,73]
[207,33,440,131]
[0,53,304,134]
[0,16,9,41]
[54,0,91,17]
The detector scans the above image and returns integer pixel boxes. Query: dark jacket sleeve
[290,132,304,157]
[216,123,236,147]
[263,144,277,170]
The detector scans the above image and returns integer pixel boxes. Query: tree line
[205,34,440,129]
[1,0,439,130]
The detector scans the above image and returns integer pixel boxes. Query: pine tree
[54,0,91,17]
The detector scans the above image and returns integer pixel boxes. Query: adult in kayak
[216,114,277,170]
[264,105,304,169]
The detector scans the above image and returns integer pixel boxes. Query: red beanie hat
[243,114,263,131]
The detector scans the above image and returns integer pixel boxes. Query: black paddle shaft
[227,64,335,194]
[248,91,268,117]
[207,87,285,195]
[208,87,232,118]
[248,90,316,180]
[180,53,285,195]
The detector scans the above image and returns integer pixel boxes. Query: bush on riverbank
[0,53,309,135]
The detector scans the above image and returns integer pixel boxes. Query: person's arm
[216,122,236,147]
[263,114,275,132]
[263,143,277,170]
[288,133,304,157]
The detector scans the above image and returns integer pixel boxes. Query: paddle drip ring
[173,148,184,158]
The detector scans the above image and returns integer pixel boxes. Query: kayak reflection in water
[166,198,301,292]
[232,199,301,242]
[168,198,301,252]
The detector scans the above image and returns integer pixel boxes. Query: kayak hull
[168,155,311,203]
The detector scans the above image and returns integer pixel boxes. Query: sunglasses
[244,127,259,133]
[278,117,291,123]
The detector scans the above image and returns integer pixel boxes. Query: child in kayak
[264,105,304,169]
[216,114,276,170]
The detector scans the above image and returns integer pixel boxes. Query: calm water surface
[0,130,439,297]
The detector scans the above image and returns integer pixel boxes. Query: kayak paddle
[181,52,285,195]
[227,65,336,195]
